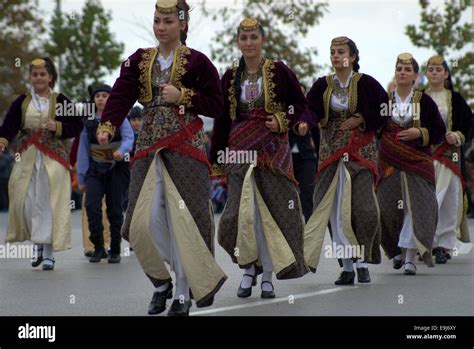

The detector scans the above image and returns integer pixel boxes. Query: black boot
[148,283,173,315]
[334,271,355,285]
[89,247,108,263]
[167,299,192,317]
[356,267,371,283]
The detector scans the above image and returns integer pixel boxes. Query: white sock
[342,258,354,272]
[155,282,169,293]
[394,254,403,261]
[175,277,190,302]
[43,244,54,266]
[261,271,273,291]
[405,249,417,271]
[240,265,256,289]
[356,261,368,269]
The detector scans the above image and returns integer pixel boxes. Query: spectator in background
[0,146,14,211]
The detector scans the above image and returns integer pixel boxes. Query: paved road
[0,210,473,316]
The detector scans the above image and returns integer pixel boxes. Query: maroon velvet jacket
[0,93,82,146]
[306,73,390,132]
[209,59,309,166]
[99,46,223,136]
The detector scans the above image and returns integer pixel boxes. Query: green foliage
[405,0,473,107]
[45,0,124,102]
[200,0,328,88]
[0,0,45,118]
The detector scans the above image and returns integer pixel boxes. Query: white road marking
[190,286,358,316]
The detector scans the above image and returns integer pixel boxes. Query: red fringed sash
[132,108,209,170]
[432,141,466,189]
[318,128,377,177]
[18,130,72,171]
[378,121,434,184]
[228,108,296,184]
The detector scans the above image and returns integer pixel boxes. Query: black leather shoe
[260,281,275,299]
[237,273,257,298]
[356,267,371,283]
[434,248,447,264]
[108,253,121,264]
[84,251,93,258]
[167,299,192,317]
[89,248,108,263]
[42,258,55,271]
[403,262,417,275]
[334,271,355,285]
[31,246,43,267]
[393,258,404,270]
[148,283,173,315]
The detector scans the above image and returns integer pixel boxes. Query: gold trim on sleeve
[274,111,289,133]
[417,127,429,147]
[175,87,195,108]
[455,131,465,145]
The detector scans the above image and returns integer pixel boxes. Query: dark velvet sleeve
[182,51,224,119]
[452,91,472,143]
[420,93,446,145]
[275,62,308,129]
[357,74,390,131]
[306,77,326,126]
[55,94,84,139]
[0,95,26,146]
[100,49,141,131]
[209,69,233,166]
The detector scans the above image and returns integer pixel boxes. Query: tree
[45,0,124,102]
[0,0,45,120]
[199,0,328,88]
[405,0,473,107]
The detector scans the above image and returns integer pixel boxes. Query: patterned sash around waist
[18,128,72,171]
[378,121,434,184]
[228,107,295,183]
[432,141,465,189]
[318,110,377,176]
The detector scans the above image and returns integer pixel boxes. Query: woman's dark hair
[234,23,265,118]
[346,39,360,72]
[155,0,190,45]
[29,57,58,89]
[427,60,453,91]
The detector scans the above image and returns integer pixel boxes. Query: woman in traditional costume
[304,36,389,285]
[377,53,446,275]
[96,0,226,316]
[0,57,83,270]
[425,55,472,263]
[210,18,310,299]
